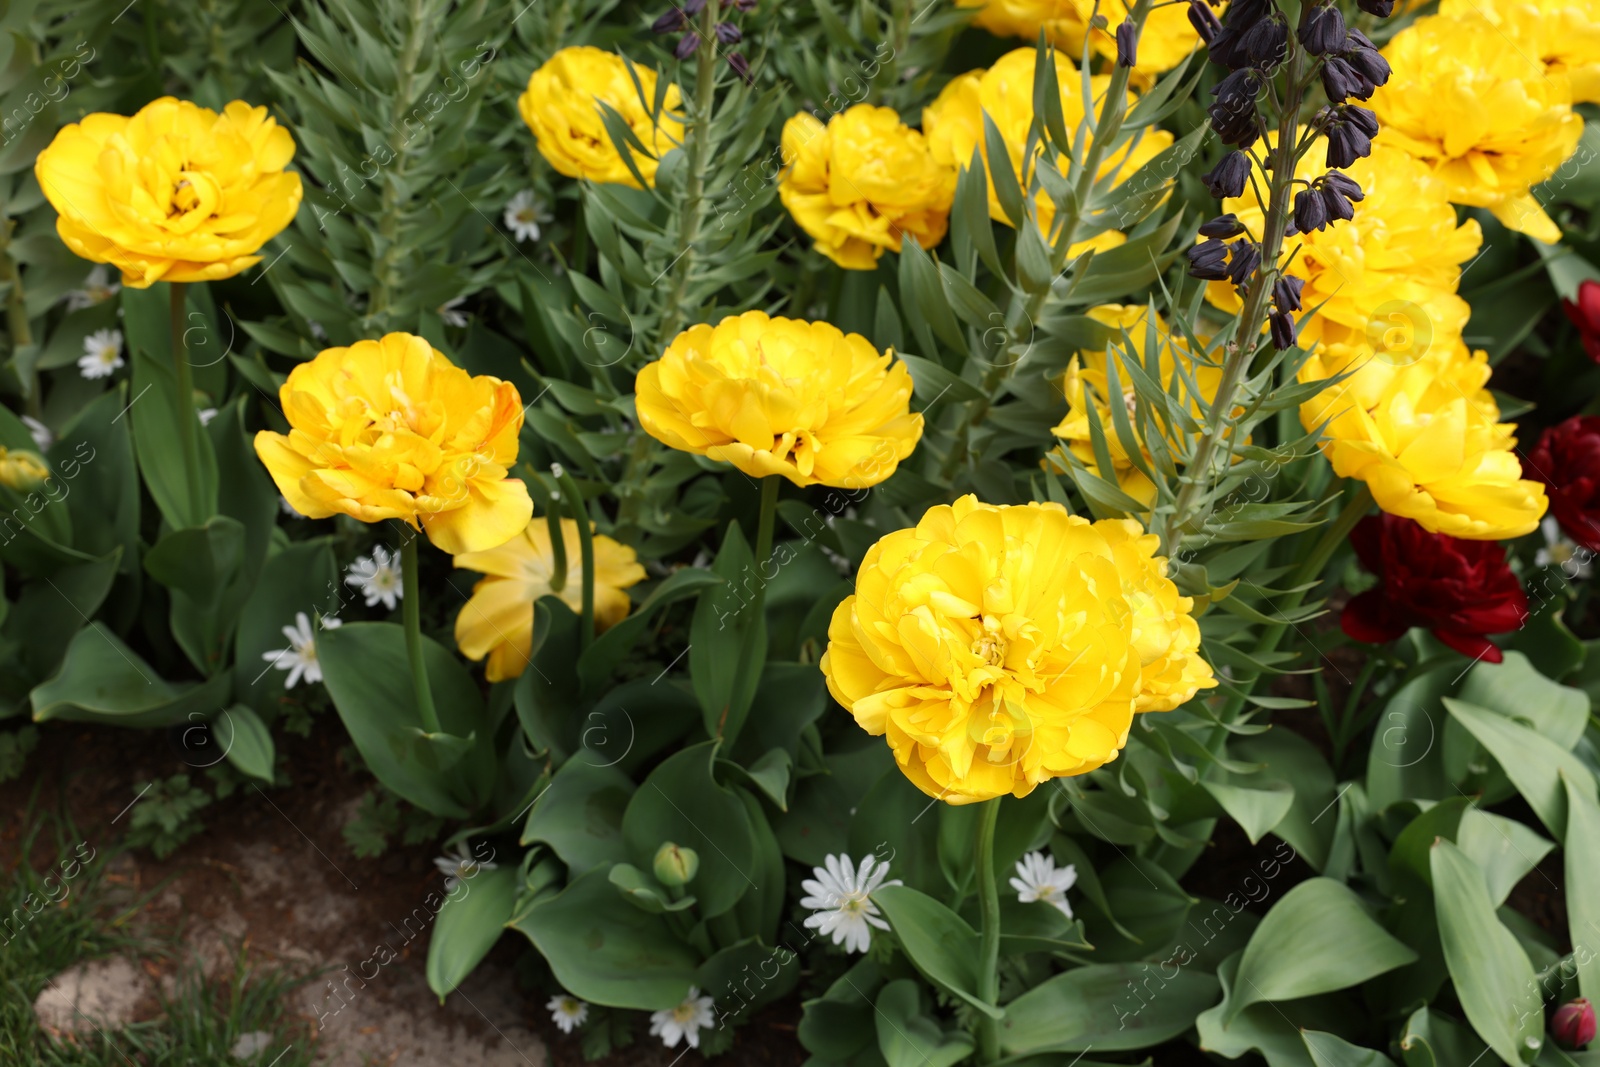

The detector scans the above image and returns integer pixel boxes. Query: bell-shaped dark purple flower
[684,0,706,12]
[1199,213,1248,238]
[1322,183,1355,223]
[1227,241,1261,286]
[1116,18,1139,67]
[1325,121,1373,168]
[1207,25,1249,68]
[1322,56,1375,102]
[1188,239,1232,281]
[727,51,753,84]
[1273,276,1305,313]
[1188,0,1223,43]
[715,21,742,43]
[1345,43,1392,88]
[653,8,687,32]
[1342,104,1380,137]
[1294,187,1329,233]
[675,32,700,59]
[1322,170,1365,202]
[1270,310,1297,350]
[1242,15,1288,67]
[1202,151,1252,199]
[1299,3,1346,56]
[1212,67,1263,110]
[1357,0,1395,16]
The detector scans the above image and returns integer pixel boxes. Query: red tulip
[1341,513,1527,662]
[1524,416,1600,553]
[1564,280,1600,365]
[1552,998,1597,1049]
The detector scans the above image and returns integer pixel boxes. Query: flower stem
[754,475,779,578]
[553,464,595,651]
[401,533,442,735]
[975,796,1004,1064]
[169,282,206,526]
[656,0,721,347]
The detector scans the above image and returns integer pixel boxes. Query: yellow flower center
[971,631,1008,668]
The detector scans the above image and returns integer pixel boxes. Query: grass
[0,793,317,1066]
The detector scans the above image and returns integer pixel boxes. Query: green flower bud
[653,842,699,887]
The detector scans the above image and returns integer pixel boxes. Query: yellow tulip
[821,495,1211,804]
[778,105,956,270]
[634,312,924,490]
[253,332,533,555]
[0,448,49,492]
[1371,9,1583,243]
[1439,0,1600,105]
[517,46,684,189]
[955,0,1211,82]
[922,47,1173,242]
[454,517,646,682]
[34,97,302,287]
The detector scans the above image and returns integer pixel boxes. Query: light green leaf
[875,979,974,1067]
[1303,1030,1399,1067]
[1457,809,1553,908]
[1445,698,1598,837]
[1203,779,1295,845]
[215,704,274,783]
[1001,963,1220,1053]
[1563,771,1600,1006]
[873,884,1002,1019]
[426,865,517,1001]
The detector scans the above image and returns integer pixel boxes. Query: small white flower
[261,612,341,689]
[21,416,52,451]
[504,190,550,243]
[78,329,124,379]
[800,853,900,954]
[230,1030,273,1059]
[438,296,468,328]
[345,544,403,610]
[1010,850,1077,919]
[433,842,498,892]
[1536,516,1593,579]
[198,407,219,427]
[546,993,590,1034]
[649,986,716,1049]
[307,319,328,343]
[66,266,120,311]
[279,495,303,519]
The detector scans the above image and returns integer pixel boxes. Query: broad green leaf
[426,865,517,1000]
[1454,652,1588,756]
[1458,809,1553,908]
[872,884,1003,1019]
[1398,1006,1491,1067]
[1431,838,1543,1065]
[521,756,634,874]
[510,866,697,1011]
[607,863,693,913]
[1366,667,1453,810]
[1229,878,1417,1020]
[1445,698,1598,836]
[1195,954,1319,1067]
[689,522,766,748]
[1234,730,1337,870]
[1563,771,1600,1006]
[215,704,274,783]
[850,767,942,895]
[797,958,884,1062]
[1303,1031,1399,1067]
[876,979,974,1067]
[3,550,120,682]
[1001,963,1220,1053]
[31,624,231,727]
[1203,779,1295,845]
[125,286,217,528]
[697,938,799,1022]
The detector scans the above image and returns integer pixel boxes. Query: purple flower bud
[1187,239,1232,281]
[722,0,757,8]
[1188,0,1222,43]
[1212,67,1263,109]
[727,51,753,84]
[1201,151,1252,199]
[1322,183,1355,223]
[684,0,706,12]
[1322,56,1374,102]
[1116,18,1139,67]
[1207,25,1249,68]
[1356,0,1395,16]
[1322,170,1365,202]
[1342,104,1380,137]
[1345,44,1391,88]
[1200,213,1247,238]
[675,32,700,59]
[715,21,741,43]
[1209,102,1259,147]
[1227,241,1261,286]
[1242,15,1287,67]
[653,8,687,32]
[1270,310,1297,350]
[1553,999,1597,1050]
[1294,187,1329,233]
[1325,122,1373,168]
[1298,3,1346,56]
[1273,276,1305,313]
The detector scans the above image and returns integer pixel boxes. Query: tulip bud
[0,448,49,492]
[1553,999,1597,1049]
[654,842,700,886]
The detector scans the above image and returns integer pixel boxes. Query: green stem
[169,282,205,526]
[656,0,721,347]
[974,797,1004,1064]
[553,464,595,651]
[0,221,39,417]
[401,534,442,734]
[753,476,779,578]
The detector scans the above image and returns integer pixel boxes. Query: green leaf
[690,523,766,748]
[875,979,974,1067]
[1398,1006,1491,1067]
[1228,878,1417,1020]
[426,865,517,1001]
[983,111,1027,229]
[798,958,884,1062]
[1431,838,1543,1065]
[125,287,217,528]
[899,353,985,404]
[510,866,697,1011]
[1457,809,1553,908]
[1458,652,1589,752]
[520,755,634,874]
[31,624,232,727]
[1202,779,1295,845]
[1303,1030,1399,1067]
[215,704,274,783]
[1563,771,1600,1006]
[1001,963,1220,1053]
[1444,698,1598,837]
[607,863,693,913]
[621,740,754,919]
[872,884,1003,1019]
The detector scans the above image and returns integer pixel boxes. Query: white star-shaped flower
[433,842,498,892]
[1536,516,1593,579]
[198,407,219,427]
[546,993,589,1034]
[1010,850,1077,918]
[649,986,716,1049]
[261,612,341,689]
[21,416,52,451]
[504,190,550,243]
[345,545,403,610]
[78,329,124,379]
[66,266,121,311]
[439,297,468,328]
[800,853,901,954]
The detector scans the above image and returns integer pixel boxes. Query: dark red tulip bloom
[1524,415,1600,552]
[1564,279,1600,365]
[1553,999,1597,1050]
[1342,513,1527,663]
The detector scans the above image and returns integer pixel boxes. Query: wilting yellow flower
[955,0,1210,81]
[1439,0,1600,104]
[254,333,532,555]
[1049,305,1225,507]
[454,518,646,681]
[1371,10,1582,243]
[34,97,302,288]
[923,48,1173,244]
[1205,143,1481,351]
[518,46,684,189]
[0,448,49,491]
[1301,338,1547,540]
[634,312,923,489]
[778,105,956,270]
[821,495,1212,804]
